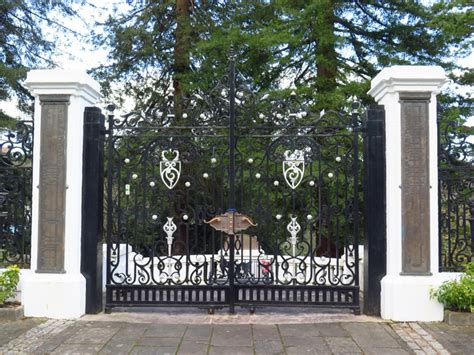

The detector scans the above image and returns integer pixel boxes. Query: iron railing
[0,121,33,268]
[438,109,473,272]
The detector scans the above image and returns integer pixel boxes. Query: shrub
[0,265,20,305]
[430,262,474,313]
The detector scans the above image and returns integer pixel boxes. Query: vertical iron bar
[437,104,443,270]
[352,110,361,315]
[469,200,474,254]
[229,56,236,210]
[105,108,114,312]
[228,54,236,314]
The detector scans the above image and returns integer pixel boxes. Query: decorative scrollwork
[283,150,305,189]
[286,217,301,257]
[0,121,33,268]
[160,150,181,189]
[438,112,473,272]
[163,217,177,257]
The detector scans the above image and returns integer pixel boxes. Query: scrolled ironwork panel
[438,111,473,272]
[0,121,33,268]
[233,107,360,289]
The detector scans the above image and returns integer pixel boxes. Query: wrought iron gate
[105,61,362,313]
[0,121,33,268]
[438,108,473,272]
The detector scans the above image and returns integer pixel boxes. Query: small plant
[0,265,20,305]
[430,262,474,313]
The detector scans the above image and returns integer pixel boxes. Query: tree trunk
[172,0,193,256]
[313,0,338,107]
[173,0,192,119]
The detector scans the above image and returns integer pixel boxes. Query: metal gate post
[81,107,105,314]
[363,105,386,316]
[228,55,237,314]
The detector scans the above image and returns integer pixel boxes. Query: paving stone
[177,340,209,354]
[381,324,414,350]
[144,325,187,338]
[99,341,136,354]
[420,322,474,355]
[313,323,350,337]
[252,324,280,340]
[208,345,253,355]
[183,325,213,341]
[0,319,76,353]
[405,341,420,350]
[130,345,177,355]
[34,339,64,353]
[0,318,45,346]
[325,336,362,353]
[65,326,119,344]
[342,323,401,349]
[111,326,147,341]
[285,345,331,354]
[278,323,320,337]
[32,324,82,352]
[137,337,182,347]
[282,335,330,354]
[211,325,252,347]
[362,348,410,355]
[50,343,103,354]
[254,340,285,354]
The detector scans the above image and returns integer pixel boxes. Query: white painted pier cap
[25,69,102,103]
[368,65,448,102]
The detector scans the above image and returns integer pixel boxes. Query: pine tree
[0,0,84,126]
[95,1,472,115]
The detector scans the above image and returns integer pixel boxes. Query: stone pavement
[0,318,45,349]
[1,320,415,354]
[420,322,474,355]
[0,309,472,354]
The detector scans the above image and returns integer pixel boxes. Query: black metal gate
[0,121,33,268]
[105,61,362,313]
[438,108,473,272]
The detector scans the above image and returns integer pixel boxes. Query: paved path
[0,310,472,354]
[421,322,474,355]
[0,318,45,349]
[2,321,415,354]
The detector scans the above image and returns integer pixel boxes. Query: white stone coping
[368,65,448,102]
[25,69,102,104]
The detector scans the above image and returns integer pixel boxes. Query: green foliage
[0,0,84,123]
[93,1,472,120]
[430,262,474,312]
[0,265,20,305]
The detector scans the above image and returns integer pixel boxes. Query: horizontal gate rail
[235,285,359,308]
[107,285,229,307]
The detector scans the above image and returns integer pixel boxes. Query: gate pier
[368,66,450,321]
[21,70,102,318]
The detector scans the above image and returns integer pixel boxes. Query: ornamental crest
[160,149,181,189]
[283,149,305,189]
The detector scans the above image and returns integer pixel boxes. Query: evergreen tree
[94,0,472,115]
[0,0,84,126]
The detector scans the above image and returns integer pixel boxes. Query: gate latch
[205,210,256,235]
